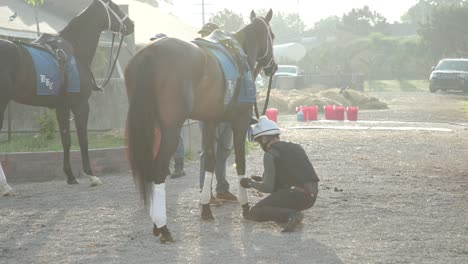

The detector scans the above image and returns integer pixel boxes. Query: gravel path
[1,91,467,264]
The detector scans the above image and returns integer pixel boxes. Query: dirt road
[1,91,467,264]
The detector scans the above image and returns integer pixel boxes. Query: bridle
[256,18,275,73]
[98,0,129,32]
[253,18,276,120]
[93,0,130,90]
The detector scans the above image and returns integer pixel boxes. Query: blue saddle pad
[193,30,256,105]
[23,45,80,96]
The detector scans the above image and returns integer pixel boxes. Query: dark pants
[248,183,318,223]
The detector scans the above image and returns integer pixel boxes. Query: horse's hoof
[67,178,79,185]
[242,203,251,219]
[153,225,160,237]
[160,232,175,244]
[0,184,15,196]
[159,226,175,244]
[88,176,103,187]
[201,204,215,220]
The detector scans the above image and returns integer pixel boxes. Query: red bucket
[305,106,318,121]
[324,105,335,120]
[265,108,278,123]
[334,106,345,121]
[347,106,359,121]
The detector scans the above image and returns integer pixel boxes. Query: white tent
[273,42,307,62]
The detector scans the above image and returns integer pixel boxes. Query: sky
[170,0,419,28]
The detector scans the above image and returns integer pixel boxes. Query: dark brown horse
[0,0,134,186]
[125,9,277,243]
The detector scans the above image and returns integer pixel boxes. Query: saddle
[30,33,74,91]
[193,30,256,112]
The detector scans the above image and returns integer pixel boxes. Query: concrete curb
[0,147,129,183]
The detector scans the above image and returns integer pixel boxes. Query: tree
[340,6,389,36]
[402,0,468,25]
[24,0,44,36]
[305,16,340,42]
[209,9,245,32]
[253,9,306,44]
[419,4,468,60]
[269,12,306,44]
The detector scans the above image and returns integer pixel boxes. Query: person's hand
[251,175,262,182]
[240,178,253,188]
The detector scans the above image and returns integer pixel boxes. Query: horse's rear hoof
[67,178,79,185]
[160,232,175,244]
[158,225,175,244]
[153,225,160,237]
[201,204,214,220]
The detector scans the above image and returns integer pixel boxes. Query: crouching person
[241,116,319,232]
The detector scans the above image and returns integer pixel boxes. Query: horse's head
[248,9,277,77]
[94,0,134,36]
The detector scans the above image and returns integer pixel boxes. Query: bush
[34,109,57,140]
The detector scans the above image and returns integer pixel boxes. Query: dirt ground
[1,91,467,264]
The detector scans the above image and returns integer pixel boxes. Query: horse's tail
[125,54,160,206]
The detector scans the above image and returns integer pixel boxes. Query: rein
[93,33,124,90]
[254,73,273,119]
[253,18,275,119]
[93,0,128,90]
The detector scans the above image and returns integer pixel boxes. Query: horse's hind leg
[200,121,217,220]
[56,106,77,184]
[71,102,102,186]
[150,124,182,243]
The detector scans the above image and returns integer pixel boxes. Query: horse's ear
[265,9,273,23]
[250,10,256,22]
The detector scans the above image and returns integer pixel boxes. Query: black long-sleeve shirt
[251,147,280,193]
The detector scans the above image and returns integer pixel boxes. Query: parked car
[274,65,303,77]
[429,58,468,92]
[272,65,305,89]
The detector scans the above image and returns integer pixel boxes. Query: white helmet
[252,116,281,140]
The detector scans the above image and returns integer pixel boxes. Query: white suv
[274,65,302,77]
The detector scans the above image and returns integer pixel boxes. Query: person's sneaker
[281,212,304,233]
[170,169,186,179]
[216,191,237,202]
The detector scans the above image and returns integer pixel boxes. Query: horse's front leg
[200,121,217,220]
[231,112,251,218]
[56,107,77,184]
[72,102,102,186]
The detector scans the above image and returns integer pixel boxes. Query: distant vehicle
[429,58,468,93]
[274,65,303,77]
[255,74,265,88]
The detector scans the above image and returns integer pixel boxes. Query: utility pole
[201,0,205,25]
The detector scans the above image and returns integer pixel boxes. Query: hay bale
[256,87,387,114]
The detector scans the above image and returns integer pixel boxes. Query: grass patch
[365,80,429,92]
[0,130,125,153]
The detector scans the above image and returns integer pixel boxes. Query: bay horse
[125,9,277,243]
[0,0,134,189]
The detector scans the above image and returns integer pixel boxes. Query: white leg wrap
[0,165,6,185]
[150,183,167,228]
[82,171,103,186]
[200,172,213,205]
[237,175,248,205]
[0,165,15,196]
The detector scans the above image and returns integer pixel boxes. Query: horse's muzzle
[264,63,278,77]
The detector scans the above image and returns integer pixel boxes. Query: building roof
[0,0,197,44]
[0,0,65,39]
